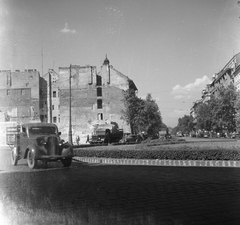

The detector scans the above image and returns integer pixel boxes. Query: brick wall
[56,62,133,142]
[0,70,41,122]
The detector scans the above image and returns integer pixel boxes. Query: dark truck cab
[90,123,123,144]
[8,123,73,169]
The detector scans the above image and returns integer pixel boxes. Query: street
[0,147,240,224]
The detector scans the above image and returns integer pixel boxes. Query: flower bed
[74,140,240,161]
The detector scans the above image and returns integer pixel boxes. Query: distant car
[231,132,240,139]
[176,132,183,137]
[125,134,140,143]
[8,123,73,169]
[203,131,210,138]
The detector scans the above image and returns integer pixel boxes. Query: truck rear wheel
[61,158,72,167]
[11,149,18,166]
[104,130,111,143]
[27,150,37,169]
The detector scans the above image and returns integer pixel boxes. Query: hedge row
[74,148,240,161]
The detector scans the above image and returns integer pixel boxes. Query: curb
[73,157,240,168]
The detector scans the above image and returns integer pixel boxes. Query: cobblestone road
[1,148,240,225]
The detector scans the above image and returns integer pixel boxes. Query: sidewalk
[73,156,240,167]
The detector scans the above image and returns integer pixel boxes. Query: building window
[96,75,102,86]
[52,105,54,110]
[97,99,102,109]
[97,87,102,96]
[53,117,57,123]
[97,113,103,120]
[53,91,56,97]
[7,73,11,86]
[7,89,10,95]
[21,89,25,95]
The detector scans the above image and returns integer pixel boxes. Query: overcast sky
[1,0,240,127]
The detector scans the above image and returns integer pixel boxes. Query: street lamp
[68,64,73,145]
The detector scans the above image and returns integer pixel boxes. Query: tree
[233,88,240,131]
[121,89,142,134]
[122,91,162,136]
[194,83,237,133]
[172,115,194,135]
[138,93,162,136]
[195,100,215,131]
[177,115,194,134]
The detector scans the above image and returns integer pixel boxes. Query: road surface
[0,147,240,225]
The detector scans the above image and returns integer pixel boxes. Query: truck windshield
[29,126,57,136]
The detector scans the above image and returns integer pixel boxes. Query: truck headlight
[38,139,47,146]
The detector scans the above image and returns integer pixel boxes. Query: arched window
[97,113,103,120]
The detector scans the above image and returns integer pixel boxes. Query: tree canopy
[194,83,238,132]
[171,115,194,135]
[122,90,162,136]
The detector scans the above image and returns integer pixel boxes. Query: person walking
[86,135,90,143]
[75,135,80,145]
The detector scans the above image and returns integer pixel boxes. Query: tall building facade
[44,57,137,142]
[0,69,46,146]
[0,69,45,123]
[191,52,240,129]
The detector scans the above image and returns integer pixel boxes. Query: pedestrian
[75,135,80,145]
[86,135,89,143]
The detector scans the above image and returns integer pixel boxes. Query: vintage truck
[7,123,73,169]
[90,123,123,144]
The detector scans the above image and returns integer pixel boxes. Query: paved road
[0,148,240,225]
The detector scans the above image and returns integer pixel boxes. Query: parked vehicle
[90,123,123,144]
[7,123,73,169]
[159,128,171,139]
[230,132,240,139]
[124,134,140,143]
[203,131,210,138]
[176,131,183,137]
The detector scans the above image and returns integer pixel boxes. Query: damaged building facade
[43,57,137,142]
[0,69,46,145]
[0,57,137,144]
[0,69,45,122]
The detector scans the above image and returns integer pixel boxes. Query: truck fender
[61,143,73,157]
[24,144,38,159]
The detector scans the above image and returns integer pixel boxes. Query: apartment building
[190,52,240,127]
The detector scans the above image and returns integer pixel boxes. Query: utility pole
[68,64,73,145]
[41,48,44,77]
[49,70,52,123]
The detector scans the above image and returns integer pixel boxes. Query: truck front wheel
[104,130,111,144]
[61,158,72,167]
[11,149,18,166]
[27,150,37,169]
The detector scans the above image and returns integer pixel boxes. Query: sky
[1,0,240,127]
